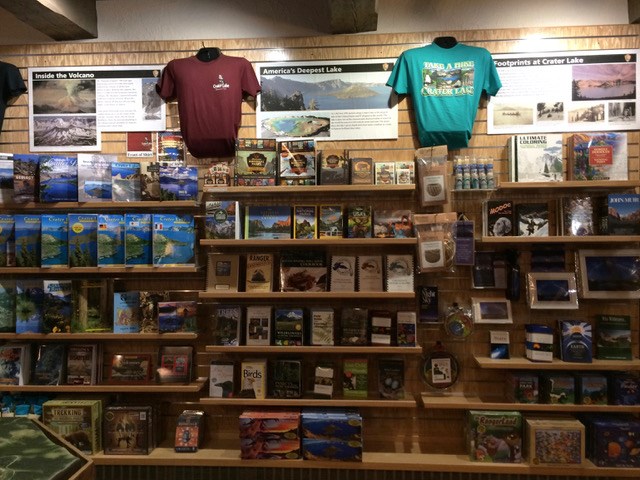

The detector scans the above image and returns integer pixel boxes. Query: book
[12,153,40,203]
[159,165,198,200]
[234,138,277,186]
[109,353,153,383]
[157,300,197,333]
[314,363,335,398]
[270,359,302,398]
[97,213,125,266]
[0,344,30,385]
[279,250,327,292]
[152,213,196,266]
[0,280,15,332]
[40,213,68,267]
[374,161,395,184]
[347,205,372,238]
[559,195,596,236]
[516,202,549,237]
[329,255,356,292]
[318,204,344,238]
[274,307,304,346]
[385,254,415,292]
[103,405,155,455]
[212,305,241,346]
[490,330,510,359]
[111,161,142,201]
[245,253,273,292]
[68,213,98,267]
[38,155,78,202]
[156,345,193,383]
[65,343,99,385]
[419,285,439,323]
[396,311,417,347]
[244,205,291,239]
[370,310,393,346]
[350,157,373,185]
[483,199,514,237]
[157,130,185,164]
[239,359,267,399]
[319,149,349,185]
[204,200,241,239]
[310,307,334,346]
[378,358,404,399]
[32,343,66,385]
[509,134,563,182]
[395,160,415,184]
[139,290,170,333]
[42,399,102,454]
[77,153,114,201]
[42,279,73,333]
[113,291,141,333]
[204,161,233,187]
[342,358,368,398]
[357,255,383,292]
[605,193,640,235]
[340,307,368,346]
[174,409,204,452]
[124,213,152,266]
[15,279,44,333]
[0,214,14,267]
[206,253,240,291]
[14,214,41,267]
[126,131,154,158]
[373,209,413,238]
[568,132,628,181]
[0,156,13,202]
[293,205,317,239]
[595,314,632,360]
[277,138,316,185]
[558,320,593,363]
[209,360,235,397]
[139,160,161,201]
[245,305,272,346]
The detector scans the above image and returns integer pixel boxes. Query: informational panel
[487,49,640,135]
[28,66,165,152]
[255,59,397,141]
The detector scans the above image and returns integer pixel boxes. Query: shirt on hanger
[0,61,27,133]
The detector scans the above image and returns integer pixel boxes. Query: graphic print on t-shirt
[421,61,475,97]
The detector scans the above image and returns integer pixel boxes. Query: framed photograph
[471,297,513,324]
[577,249,640,299]
[527,272,579,309]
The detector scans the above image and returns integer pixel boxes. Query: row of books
[507,132,628,183]
[207,252,415,293]
[0,212,196,268]
[212,304,416,348]
[0,152,198,203]
[205,202,414,240]
[0,343,194,386]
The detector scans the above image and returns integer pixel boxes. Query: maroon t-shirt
[156,54,261,158]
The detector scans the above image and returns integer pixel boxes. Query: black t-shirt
[0,61,27,132]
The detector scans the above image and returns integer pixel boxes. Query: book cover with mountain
[14,214,41,267]
[139,160,161,201]
[12,153,40,203]
[97,213,125,266]
[111,161,141,201]
[516,203,549,237]
[205,200,241,239]
[568,132,628,181]
[318,204,344,237]
[277,138,316,185]
[293,205,317,239]
[15,279,44,333]
[113,291,141,333]
[158,300,197,333]
[65,344,99,385]
[41,214,68,267]
[124,213,152,266]
[159,165,198,200]
[274,307,304,345]
[68,213,98,267]
[0,155,13,203]
[509,134,563,182]
[77,153,115,202]
[245,253,273,292]
[43,279,73,333]
[605,193,640,235]
[0,214,14,267]
[280,250,327,292]
[0,280,16,332]
[39,155,78,202]
[32,343,66,385]
[152,213,196,266]
[72,279,111,333]
[234,137,277,186]
[245,205,291,239]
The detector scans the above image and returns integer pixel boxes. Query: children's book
[32,343,66,385]
[212,305,241,346]
[0,214,14,267]
[0,280,16,332]
[77,153,115,202]
[12,153,40,203]
[245,253,273,292]
[152,213,196,266]
[39,155,78,202]
[113,291,141,333]
[293,205,317,239]
[111,161,141,202]
[139,290,170,333]
[204,200,240,239]
[277,138,316,185]
[568,132,628,180]
[347,205,372,238]
[42,279,73,333]
[97,213,125,266]
[14,214,41,267]
[158,300,197,333]
[234,138,277,186]
[40,213,68,267]
[15,279,44,333]
[65,343,99,385]
[71,279,111,333]
[244,205,291,239]
[280,250,327,292]
[318,205,344,238]
[139,160,161,201]
[350,157,373,185]
[124,213,152,266]
[68,213,98,267]
[319,149,349,185]
[156,345,193,383]
[509,134,563,182]
[0,155,13,203]
[159,165,198,200]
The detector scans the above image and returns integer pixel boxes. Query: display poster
[487,49,640,135]
[255,59,398,141]
[28,66,165,152]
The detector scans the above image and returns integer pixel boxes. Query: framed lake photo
[577,249,640,299]
[527,272,579,309]
[471,297,513,324]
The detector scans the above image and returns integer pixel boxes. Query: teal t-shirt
[386,43,502,149]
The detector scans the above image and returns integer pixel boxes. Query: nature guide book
[277,138,317,185]
[97,213,125,266]
[159,165,198,200]
[109,353,153,383]
[246,305,272,346]
[206,253,240,292]
[318,204,344,238]
[605,193,640,235]
[14,214,41,267]
[329,255,356,292]
[347,205,372,238]
[139,160,161,201]
[0,280,15,332]
[212,304,241,346]
[111,161,142,202]
[124,213,152,266]
[340,307,369,346]
[139,290,170,333]
[293,205,317,239]
[516,202,550,237]
[113,290,141,333]
[71,279,111,333]
[378,358,405,400]
[157,345,193,383]
[595,314,632,360]
[32,343,66,385]
[508,134,563,182]
[396,311,417,347]
[280,249,327,292]
[0,154,13,203]
[342,358,368,398]
[239,359,267,398]
[42,279,73,333]
[270,358,302,398]
[68,213,98,267]
[310,307,334,346]
[38,154,78,202]
[158,300,198,333]
[274,307,304,346]
[234,137,277,186]
[245,253,273,292]
[77,153,115,202]
[152,213,196,266]
[568,132,628,180]
[244,205,291,239]
[40,213,68,267]
[15,279,44,333]
[205,200,241,239]
[65,343,100,385]
[558,320,593,363]
[319,148,349,185]
[12,153,40,203]
[210,360,235,398]
[0,214,13,267]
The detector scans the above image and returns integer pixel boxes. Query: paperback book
[245,253,273,292]
[14,214,41,267]
[157,130,185,164]
[293,205,317,239]
[0,214,13,267]
[39,155,78,202]
[568,132,628,181]
[68,213,98,267]
[40,213,68,267]
[318,204,344,238]
[558,320,593,363]
[209,360,235,397]
[370,310,393,346]
[396,311,417,347]
[71,279,111,333]
[156,345,193,383]
[329,255,356,292]
[385,254,415,292]
[158,300,197,333]
[244,205,291,239]
[357,255,383,292]
[0,280,15,332]
[310,307,334,346]
[42,279,73,333]
[65,343,99,385]
[204,161,233,187]
[605,193,640,235]
[77,153,115,202]
[319,149,349,185]
[342,358,368,398]
[274,307,304,346]
[508,134,563,182]
[32,343,66,385]
[152,213,196,266]
[12,153,40,203]
[139,160,161,201]
[15,279,44,333]
[347,205,372,238]
[0,344,30,385]
[159,165,198,200]
[270,359,302,398]
[595,314,632,360]
[277,138,316,185]
[212,305,241,346]
[350,157,373,185]
[113,291,141,333]
[0,155,13,203]
[559,195,596,236]
[111,161,142,202]
[234,138,277,186]
[97,213,125,266]
[483,199,514,237]
[340,307,368,346]
[206,253,240,292]
[239,359,267,399]
[109,353,153,383]
[204,200,241,239]
[124,213,152,266]
[516,202,549,237]
[280,250,327,292]
[246,305,272,346]
[378,358,405,399]
[139,290,170,333]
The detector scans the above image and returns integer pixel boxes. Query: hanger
[196,43,221,62]
[432,36,458,49]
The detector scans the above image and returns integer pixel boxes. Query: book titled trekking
[97,213,125,266]
[212,304,241,346]
[152,213,195,266]
[280,250,327,292]
[278,138,316,185]
[15,279,44,333]
[318,204,344,238]
[293,205,317,239]
[205,200,241,239]
[159,165,198,201]
[245,253,273,292]
[77,153,115,202]
[65,343,99,385]
[0,214,13,267]
[595,314,632,360]
[40,213,68,267]
[234,137,277,186]
[113,291,141,333]
[139,160,161,201]
[568,132,628,180]
[14,214,41,267]
[274,307,304,346]
[244,205,291,239]
[0,154,13,203]
[158,300,197,333]
[124,213,152,266]
[71,279,111,333]
[12,153,40,203]
[68,213,98,267]
[32,343,66,385]
[111,161,141,202]
[483,199,514,237]
[509,134,563,182]
[39,155,78,202]
[516,202,550,237]
[606,193,640,235]
[0,280,16,333]
[156,345,193,383]
[42,279,73,333]
[139,290,170,333]
[319,149,349,185]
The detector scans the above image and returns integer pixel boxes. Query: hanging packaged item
[413,212,457,273]
[415,145,448,207]
[420,341,460,390]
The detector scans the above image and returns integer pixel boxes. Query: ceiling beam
[0,0,97,41]
[329,0,378,34]
[630,0,640,23]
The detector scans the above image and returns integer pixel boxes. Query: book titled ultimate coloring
[40,213,68,267]
[509,134,564,182]
[68,213,98,267]
[152,213,196,266]
[124,213,152,266]
[97,213,125,266]
[111,161,142,202]
[77,153,115,202]
[39,155,78,202]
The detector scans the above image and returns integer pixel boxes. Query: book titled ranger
[43,279,73,333]
[77,153,115,202]
[12,153,40,203]
[39,155,78,202]
[68,213,98,267]
[245,253,273,292]
[205,200,241,239]
[14,214,41,267]
[97,213,125,266]
[124,213,152,266]
[280,250,327,292]
[152,213,196,266]
[41,213,68,267]
[509,134,563,182]
[111,161,141,201]
[244,205,291,239]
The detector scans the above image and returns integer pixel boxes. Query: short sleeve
[241,59,261,97]
[156,61,176,100]
[483,52,502,97]
[386,54,410,95]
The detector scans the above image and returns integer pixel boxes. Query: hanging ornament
[420,340,460,389]
[443,302,473,339]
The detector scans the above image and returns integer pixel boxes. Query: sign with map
[256,59,398,141]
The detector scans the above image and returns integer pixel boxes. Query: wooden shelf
[480,235,640,244]
[199,291,415,300]
[0,333,197,341]
[0,266,201,275]
[198,395,417,408]
[201,238,417,247]
[202,184,416,194]
[205,345,422,354]
[473,355,640,371]
[2,378,207,393]
[421,393,640,412]
[0,200,199,210]
[497,180,640,190]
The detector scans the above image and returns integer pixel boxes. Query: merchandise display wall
[0,24,639,480]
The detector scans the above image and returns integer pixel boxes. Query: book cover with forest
[15,279,44,333]
[14,214,41,267]
[97,213,125,266]
[41,213,68,267]
[68,213,98,267]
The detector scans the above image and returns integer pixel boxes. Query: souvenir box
[466,410,523,463]
[526,417,585,465]
[584,416,640,467]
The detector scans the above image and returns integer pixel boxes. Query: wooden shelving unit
[205,345,421,354]
[2,378,207,393]
[497,180,640,191]
[202,184,416,194]
[0,200,199,210]
[201,238,417,247]
[0,333,198,341]
[198,395,417,408]
[473,355,640,371]
[199,291,415,300]
[480,235,640,244]
[0,266,201,274]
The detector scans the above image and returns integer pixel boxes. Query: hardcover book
[234,138,277,186]
[206,253,240,292]
[0,214,13,267]
[357,255,383,292]
[42,279,73,333]
[270,359,302,398]
[15,279,43,333]
[385,254,415,292]
[516,202,549,237]
[347,205,372,238]
[32,343,66,385]
[244,205,291,239]
[0,280,15,332]
[396,311,417,347]
[274,307,304,346]
[139,160,161,201]
[278,138,316,185]
[293,205,317,239]
[204,200,241,239]
[509,134,563,182]
[558,320,593,363]
[152,213,196,266]
[139,290,170,333]
[40,213,68,267]
[0,156,13,202]
[77,153,114,202]
[0,344,30,385]
[157,300,197,333]
[68,213,98,267]
[568,132,628,180]
[42,399,102,454]
[245,305,272,346]
[124,213,152,266]
[310,307,334,346]
[103,405,155,455]
[319,149,349,185]
[350,157,373,185]
[340,307,368,346]
[212,304,241,346]
[113,291,141,333]
[559,195,596,236]
[111,161,142,202]
[373,209,413,238]
[39,155,78,202]
[329,255,356,292]
[378,358,405,399]
[12,153,40,203]
[245,253,273,292]
[156,345,193,383]
[280,250,327,292]
[595,314,632,360]
[209,360,235,397]
[109,353,153,383]
[239,359,268,399]
[97,213,125,266]
[318,204,344,238]
[159,165,198,200]
[342,358,368,398]
[65,343,99,385]
[370,310,393,346]
[605,193,640,235]
[374,161,395,185]
[14,214,41,267]
[483,199,514,237]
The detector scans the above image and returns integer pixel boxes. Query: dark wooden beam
[329,0,378,34]
[0,0,97,41]
[630,0,640,24]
